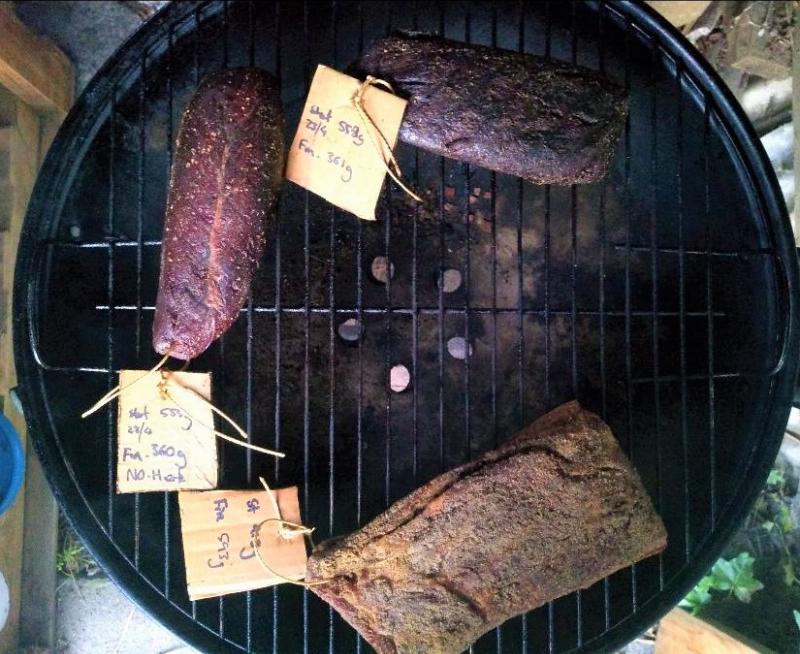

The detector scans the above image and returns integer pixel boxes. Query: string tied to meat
[80,353,284,459]
[81,352,172,418]
[352,75,423,203]
[250,476,332,588]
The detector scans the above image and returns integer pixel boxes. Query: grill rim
[13,1,800,652]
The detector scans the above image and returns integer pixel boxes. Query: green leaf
[784,559,796,587]
[710,558,736,590]
[779,504,795,534]
[695,575,713,593]
[680,586,712,615]
[768,469,785,487]
[687,553,764,610]
[793,610,800,633]
[727,552,764,603]
[763,520,775,533]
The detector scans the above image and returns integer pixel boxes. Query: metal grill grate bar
[92,305,728,317]
[190,7,201,624]
[164,21,174,608]
[676,61,691,563]
[568,6,585,645]
[543,3,554,647]
[516,5,528,650]
[650,40,666,593]
[271,3,284,650]
[328,6,340,653]
[106,87,117,536]
[705,102,718,528]
[355,7,365,651]
[244,4,256,641]
[45,240,782,258]
[623,13,638,612]
[598,1,612,634]
[133,50,147,574]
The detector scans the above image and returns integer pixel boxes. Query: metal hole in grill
[14,1,799,653]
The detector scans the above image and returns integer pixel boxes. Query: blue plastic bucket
[0,413,24,516]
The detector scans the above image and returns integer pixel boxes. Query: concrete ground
[56,577,197,654]
[54,570,655,653]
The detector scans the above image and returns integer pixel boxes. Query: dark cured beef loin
[307,402,667,654]
[356,33,627,184]
[153,68,284,360]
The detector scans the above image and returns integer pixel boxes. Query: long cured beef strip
[355,33,627,185]
[153,68,284,360]
[307,402,667,654]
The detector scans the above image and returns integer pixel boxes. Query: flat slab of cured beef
[307,402,667,654]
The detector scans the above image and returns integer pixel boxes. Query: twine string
[81,354,284,459]
[352,75,423,203]
[249,476,331,588]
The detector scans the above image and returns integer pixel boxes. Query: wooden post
[656,608,767,654]
[0,3,73,116]
[646,1,712,28]
[0,3,73,650]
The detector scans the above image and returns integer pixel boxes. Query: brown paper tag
[285,64,408,221]
[178,487,307,600]
[116,370,217,493]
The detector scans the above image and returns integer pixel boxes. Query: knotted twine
[82,358,333,587]
[352,75,423,203]
[81,353,284,459]
[249,476,330,588]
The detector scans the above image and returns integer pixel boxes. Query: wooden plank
[0,397,26,653]
[655,608,764,654]
[0,10,70,649]
[729,1,792,80]
[11,92,61,651]
[19,443,58,649]
[0,84,40,653]
[0,126,7,250]
[17,107,62,651]
[0,3,73,115]
[0,90,37,397]
[647,1,712,28]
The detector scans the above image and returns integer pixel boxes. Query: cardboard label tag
[117,370,217,493]
[178,487,307,600]
[286,64,408,221]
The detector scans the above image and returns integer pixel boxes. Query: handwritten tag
[178,487,307,600]
[116,370,217,493]
[286,64,408,221]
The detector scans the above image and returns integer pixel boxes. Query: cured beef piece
[153,68,284,360]
[355,33,627,184]
[307,402,666,654]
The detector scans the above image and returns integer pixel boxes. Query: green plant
[56,520,97,578]
[680,552,764,616]
[740,463,800,588]
[56,540,94,577]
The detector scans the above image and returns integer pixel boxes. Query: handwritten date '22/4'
[298,138,353,183]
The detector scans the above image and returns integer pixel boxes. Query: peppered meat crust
[307,402,667,654]
[356,33,627,185]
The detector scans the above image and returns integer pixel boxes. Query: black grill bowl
[14,1,800,652]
